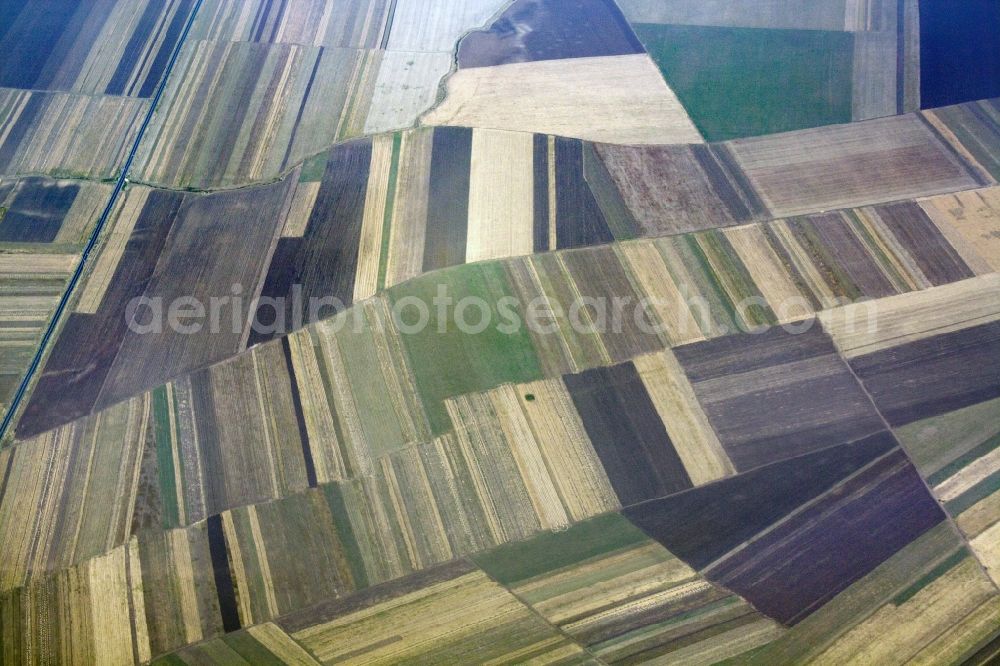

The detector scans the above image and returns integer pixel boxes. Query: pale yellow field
[466,129,534,263]
[422,54,705,145]
[819,273,1000,357]
[363,52,454,135]
[921,186,1000,273]
[633,350,735,485]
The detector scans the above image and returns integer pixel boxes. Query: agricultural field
[133,0,512,188]
[0,89,147,179]
[15,104,997,435]
[1,0,1000,664]
[620,0,920,139]
[16,100,1000,438]
[0,177,111,414]
[0,0,197,96]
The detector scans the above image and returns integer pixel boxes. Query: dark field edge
[0,0,207,443]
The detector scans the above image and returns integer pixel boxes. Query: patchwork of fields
[1,0,999,664]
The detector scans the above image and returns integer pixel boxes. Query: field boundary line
[0,0,206,442]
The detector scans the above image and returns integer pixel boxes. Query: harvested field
[134,40,381,188]
[465,129,535,262]
[423,54,704,144]
[19,112,990,436]
[504,245,664,375]
[921,187,1000,273]
[472,513,784,663]
[4,1,1000,662]
[290,299,432,478]
[806,554,999,663]
[190,0,393,48]
[754,202,975,307]
[726,113,986,217]
[740,523,999,663]
[17,180,293,438]
[0,398,149,590]
[19,179,993,441]
[0,545,141,665]
[458,0,643,68]
[628,231,778,341]
[850,321,1000,427]
[0,254,73,413]
[673,325,885,471]
[151,623,322,665]
[926,98,1000,181]
[181,0,516,173]
[595,143,766,234]
[362,52,454,135]
[632,351,734,484]
[389,263,543,434]
[819,273,1000,358]
[0,178,111,248]
[98,181,292,406]
[250,141,372,346]
[386,0,508,52]
[282,565,586,664]
[626,439,946,625]
[564,362,693,505]
[0,178,78,243]
[0,89,146,179]
[0,0,197,96]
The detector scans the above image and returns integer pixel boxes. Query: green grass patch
[299,152,329,182]
[152,386,180,528]
[322,483,370,590]
[335,311,412,458]
[634,23,854,141]
[472,513,649,585]
[388,263,543,435]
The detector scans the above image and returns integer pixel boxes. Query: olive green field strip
[133,0,513,188]
[14,100,1000,439]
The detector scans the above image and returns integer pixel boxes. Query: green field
[634,23,854,141]
[388,263,543,434]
